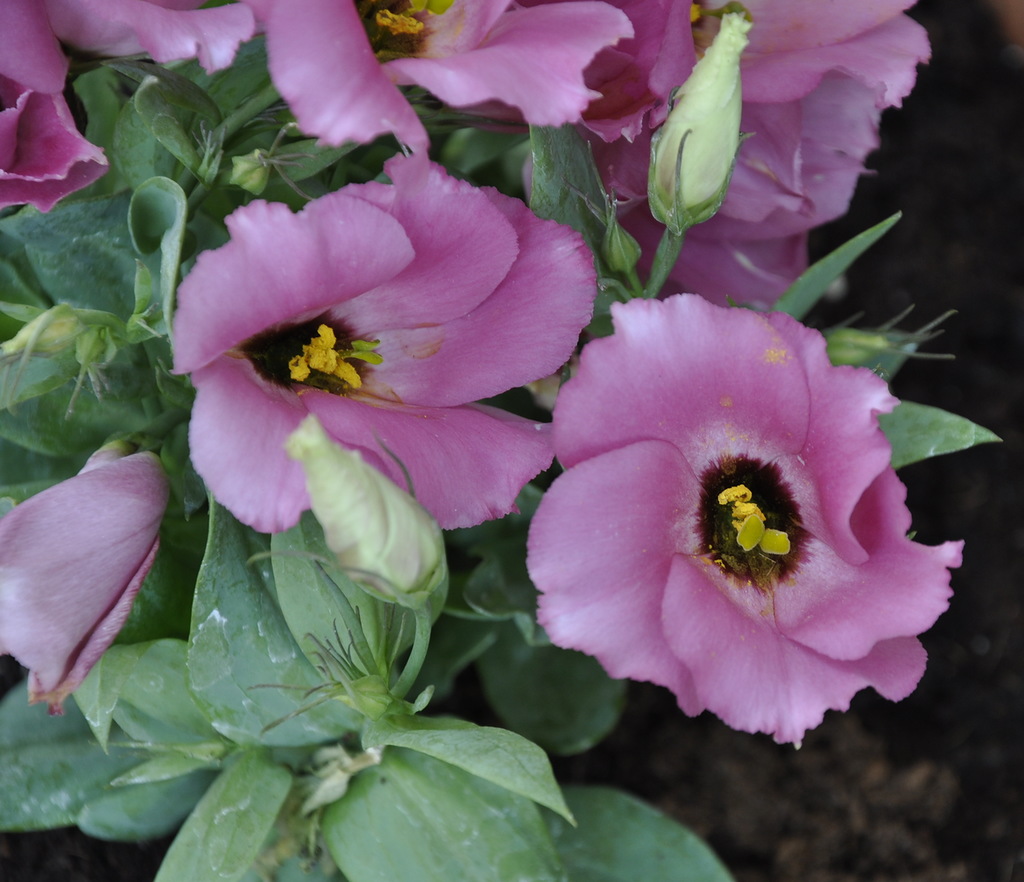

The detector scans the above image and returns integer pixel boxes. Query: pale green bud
[285,414,446,608]
[230,150,271,195]
[0,304,85,358]
[825,328,892,367]
[649,13,751,234]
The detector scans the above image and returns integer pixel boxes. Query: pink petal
[0,452,167,709]
[775,470,961,660]
[531,440,700,709]
[553,295,813,471]
[368,182,595,406]
[305,394,553,529]
[187,358,310,534]
[0,84,108,212]
[0,0,68,93]
[44,0,255,73]
[661,555,926,743]
[388,2,633,126]
[255,0,428,152]
[172,196,415,374]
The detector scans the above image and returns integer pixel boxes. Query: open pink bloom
[243,0,632,153]
[528,295,962,743]
[173,157,595,533]
[591,3,929,304]
[0,446,168,713]
[43,0,255,73]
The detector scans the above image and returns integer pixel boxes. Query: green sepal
[364,714,573,823]
[880,400,1001,469]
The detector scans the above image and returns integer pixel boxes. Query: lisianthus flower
[517,0,696,142]
[172,157,595,533]
[242,0,632,154]
[589,2,929,304]
[0,444,168,713]
[528,295,962,743]
[0,73,108,212]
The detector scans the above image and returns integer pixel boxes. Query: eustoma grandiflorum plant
[0,2,996,881]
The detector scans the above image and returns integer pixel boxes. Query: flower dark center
[240,318,382,396]
[359,0,453,62]
[697,455,805,591]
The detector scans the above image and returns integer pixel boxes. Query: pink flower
[0,1,107,211]
[43,0,256,73]
[518,0,696,142]
[0,73,108,212]
[0,445,168,713]
[242,0,632,153]
[172,157,595,533]
[591,3,929,304]
[527,295,962,743]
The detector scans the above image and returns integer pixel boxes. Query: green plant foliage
[880,400,1001,469]
[187,503,359,746]
[0,683,142,831]
[364,714,573,822]
[323,747,568,882]
[548,786,735,882]
[154,749,292,882]
[774,213,901,320]
[476,622,626,755]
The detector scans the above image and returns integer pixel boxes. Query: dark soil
[2,0,1022,879]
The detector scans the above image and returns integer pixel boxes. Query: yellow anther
[288,324,367,391]
[736,514,765,552]
[690,3,702,22]
[376,9,424,35]
[717,484,752,506]
[759,528,791,556]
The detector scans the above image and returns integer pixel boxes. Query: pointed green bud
[649,12,751,234]
[825,328,892,367]
[0,304,85,358]
[285,415,446,608]
[601,209,643,277]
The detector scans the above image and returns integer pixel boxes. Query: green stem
[642,227,686,299]
[219,81,281,143]
[390,603,433,700]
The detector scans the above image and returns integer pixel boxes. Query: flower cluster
[0,0,969,830]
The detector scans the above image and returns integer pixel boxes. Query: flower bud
[0,443,169,712]
[648,12,751,234]
[0,304,85,359]
[825,328,892,367]
[285,415,446,608]
[229,150,271,195]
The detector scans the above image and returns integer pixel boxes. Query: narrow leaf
[880,400,1001,469]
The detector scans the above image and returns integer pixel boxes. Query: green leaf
[548,786,735,882]
[774,212,901,320]
[323,748,568,882]
[187,503,360,745]
[77,769,216,841]
[477,623,625,756]
[880,400,1001,469]
[113,94,179,189]
[154,750,292,882]
[529,125,608,256]
[364,714,573,822]
[0,682,141,830]
[271,512,407,685]
[128,176,188,338]
[109,61,222,125]
[74,643,150,750]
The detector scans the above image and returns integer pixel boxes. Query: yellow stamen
[376,9,424,35]
[718,483,791,555]
[288,324,370,391]
[690,3,702,22]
